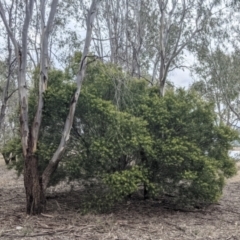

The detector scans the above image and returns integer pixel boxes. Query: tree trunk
[0,101,7,131]
[160,80,165,97]
[24,152,45,215]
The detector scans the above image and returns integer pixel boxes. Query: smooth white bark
[31,0,59,152]
[42,0,101,190]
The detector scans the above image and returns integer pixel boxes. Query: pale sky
[168,51,196,89]
[169,68,193,89]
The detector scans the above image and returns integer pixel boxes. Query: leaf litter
[1,157,240,239]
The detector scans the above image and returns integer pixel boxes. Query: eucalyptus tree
[191,47,240,128]
[0,0,18,133]
[0,0,101,215]
[0,58,18,147]
[94,0,154,79]
[94,0,223,96]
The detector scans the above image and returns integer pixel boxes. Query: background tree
[0,0,19,137]
[93,0,222,96]
[191,47,240,128]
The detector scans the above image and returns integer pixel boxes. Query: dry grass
[1,157,240,239]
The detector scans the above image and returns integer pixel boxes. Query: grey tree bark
[0,0,100,214]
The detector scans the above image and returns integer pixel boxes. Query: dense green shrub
[1,57,237,210]
[134,89,237,206]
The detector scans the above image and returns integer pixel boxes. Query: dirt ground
[1,157,240,240]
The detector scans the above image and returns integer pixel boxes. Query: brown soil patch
[1,157,240,240]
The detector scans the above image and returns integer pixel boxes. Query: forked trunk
[24,153,45,215]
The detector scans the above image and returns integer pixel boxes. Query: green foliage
[66,91,152,179]
[1,137,23,175]
[103,166,156,200]
[81,166,157,213]
[2,55,237,211]
[42,70,76,126]
[135,89,237,206]
[66,51,148,110]
[2,68,76,185]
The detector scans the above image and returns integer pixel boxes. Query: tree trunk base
[24,154,46,215]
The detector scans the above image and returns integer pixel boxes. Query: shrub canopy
[2,55,237,209]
